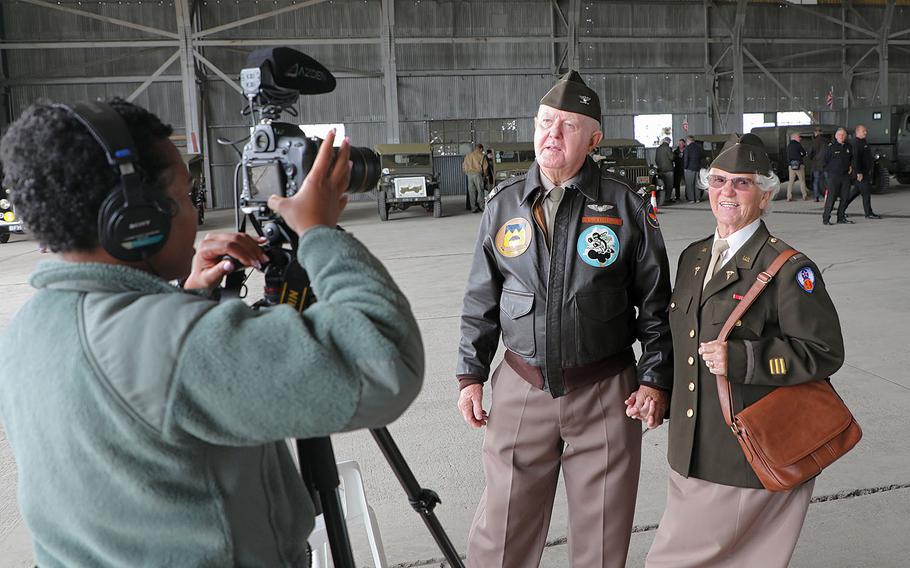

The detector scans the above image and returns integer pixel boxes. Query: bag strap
[715,248,799,433]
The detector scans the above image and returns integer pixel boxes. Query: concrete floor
[1,185,909,567]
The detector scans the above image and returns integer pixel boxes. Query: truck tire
[872,164,890,194]
[896,174,910,185]
[378,191,389,221]
[433,188,443,218]
[0,233,9,244]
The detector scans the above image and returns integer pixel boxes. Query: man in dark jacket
[822,127,853,225]
[672,138,685,201]
[456,70,672,568]
[806,126,827,202]
[655,137,674,205]
[846,125,881,219]
[683,136,702,202]
[785,132,809,201]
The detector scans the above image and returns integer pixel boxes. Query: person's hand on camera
[182,232,269,290]
[267,129,351,235]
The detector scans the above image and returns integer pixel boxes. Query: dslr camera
[237,48,380,218]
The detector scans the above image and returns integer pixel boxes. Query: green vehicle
[0,176,24,244]
[375,143,442,221]
[693,134,736,169]
[840,105,910,187]
[592,138,657,194]
[492,143,535,183]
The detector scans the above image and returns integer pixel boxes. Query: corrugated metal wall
[3,0,909,208]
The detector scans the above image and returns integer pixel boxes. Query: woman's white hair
[698,167,781,214]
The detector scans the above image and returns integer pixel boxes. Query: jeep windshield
[496,150,536,163]
[599,146,644,160]
[383,154,431,169]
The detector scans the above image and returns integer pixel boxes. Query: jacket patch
[586,202,616,213]
[495,217,533,258]
[582,216,623,226]
[646,205,659,228]
[796,266,815,293]
[577,225,619,268]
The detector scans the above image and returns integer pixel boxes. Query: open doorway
[633,114,673,148]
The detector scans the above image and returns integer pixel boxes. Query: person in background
[846,124,881,220]
[807,126,826,202]
[463,143,487,213]
[822,128,853,225]
[785,132,809,201]
[672,138,686,202]
[483,148,495,197]
[655,136,674,206]
[683,136,702,203]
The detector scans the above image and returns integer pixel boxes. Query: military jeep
[492,143,536,184]
[374,143,442,221]
[0,180,24,244]
[592,138,657,195]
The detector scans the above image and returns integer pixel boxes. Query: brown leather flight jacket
[667,222,845,488]
[456,157,673,398]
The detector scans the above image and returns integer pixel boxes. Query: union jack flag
[826,86,835,110]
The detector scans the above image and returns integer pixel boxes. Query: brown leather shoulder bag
[714,249,862,492]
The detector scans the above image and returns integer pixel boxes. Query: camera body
[241,122,319,209]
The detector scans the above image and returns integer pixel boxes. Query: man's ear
[590,129,604,151]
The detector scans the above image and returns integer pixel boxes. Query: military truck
[750,124,890,193]
[592,138,657,194]
[374,143,442,221]
[693,134,736,168]
[840,105,910,186]
[0,177,24,244]
[492,142,535,184]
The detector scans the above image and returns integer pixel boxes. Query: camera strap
[276,259,315,312]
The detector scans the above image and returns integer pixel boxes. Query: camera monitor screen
[248,163,285,201]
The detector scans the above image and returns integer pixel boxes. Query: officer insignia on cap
[796,266,815,294]
[577,225,619,268]
[496,217,533,258]
[579,95,591,105]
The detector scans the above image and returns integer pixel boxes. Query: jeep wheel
[896,174,910,185]
[378,191,389,221]
[433,189,443,218]
[872,164,890,194]
[0,233,9,244]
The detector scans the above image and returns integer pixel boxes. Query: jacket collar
[520,156,601,205]
[30,260,182,295]
[701,220,771,304]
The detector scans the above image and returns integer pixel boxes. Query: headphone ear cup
[97,185,171,262]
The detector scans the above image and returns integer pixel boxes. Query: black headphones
[57,101,172,262]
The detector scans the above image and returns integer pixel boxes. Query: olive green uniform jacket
[666,221,845,489]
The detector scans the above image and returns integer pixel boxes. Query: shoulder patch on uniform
[486,173,527,203]
[645,203,660,228]
[795,265,816,294]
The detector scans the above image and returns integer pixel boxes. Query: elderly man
[785,132,809,201]
[655,136,674,205]
[646,134,844,568]
[455,70,673,568]
[683,136,703,203]
[822,127,853,225]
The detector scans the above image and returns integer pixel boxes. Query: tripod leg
[371,428,466,568]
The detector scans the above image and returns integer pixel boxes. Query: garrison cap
[709,133,772,175]
[539,70,601,123]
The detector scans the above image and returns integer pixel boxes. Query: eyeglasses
[706,174,756,190]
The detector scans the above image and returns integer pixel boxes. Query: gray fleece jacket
[0,226,424,567]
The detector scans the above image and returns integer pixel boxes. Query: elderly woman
[644,134,846,567]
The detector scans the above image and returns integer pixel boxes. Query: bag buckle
[730,423,740,435]
[757,271,773,284]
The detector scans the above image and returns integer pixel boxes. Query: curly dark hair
[0,98,174,252]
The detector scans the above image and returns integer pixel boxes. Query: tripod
[224,215,464,568]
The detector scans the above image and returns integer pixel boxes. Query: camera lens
[344,146,381,194]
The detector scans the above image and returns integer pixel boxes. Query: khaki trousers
[787,165,809,199]
[467,360,641,568]
[646,470,814,568]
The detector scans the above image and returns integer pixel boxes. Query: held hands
[267,129,352,235]
[182,232,270,290]
[699,340,728,376]
[458,384,488,428]
[625,385,669,429]
[857,173,864,182]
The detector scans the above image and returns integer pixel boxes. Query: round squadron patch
[577,225,620,268]
[796,266,815,294]
[495,217,533,258]
[646,204,660,228]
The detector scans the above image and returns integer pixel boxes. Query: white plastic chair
[307,460,388,568]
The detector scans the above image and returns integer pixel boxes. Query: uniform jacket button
[687,356,695,365]
[686,409,694,418]
[689,329,696,338]
[688,382,696,391]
